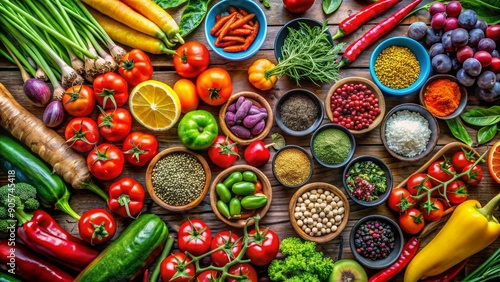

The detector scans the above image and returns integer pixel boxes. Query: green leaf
[460,106,500,126]
[322,0,342,15]
[446,118,473,147]
[153,0,187,9]
[272,133,286,151]
[179,0,213,37]
[478,124,498,144]
[460,0,500,25]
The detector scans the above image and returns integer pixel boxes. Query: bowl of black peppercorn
[349,215,404,269]
[274,88,324,137]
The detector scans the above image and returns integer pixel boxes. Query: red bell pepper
[108,177,145,218]
[0,239,73,282]
[16,210,99,271]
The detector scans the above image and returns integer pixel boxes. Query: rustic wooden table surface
[1,0,499,281]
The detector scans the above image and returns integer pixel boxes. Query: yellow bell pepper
[404,193,500,282]
[248,59,278,91]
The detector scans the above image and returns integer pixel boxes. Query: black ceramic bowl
[272,145,314,188]
[349,215,404,269]
[310,123,356,169]
[342,156,393,207]
[274,89,324,137]
[274,18,334,61]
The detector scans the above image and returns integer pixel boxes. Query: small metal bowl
[419,74,468,120]
[310,123,356,169]
[272,145,314,188]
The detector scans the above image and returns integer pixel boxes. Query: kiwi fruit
[328,259,368,282]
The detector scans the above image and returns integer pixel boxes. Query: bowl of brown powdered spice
[274,89,324,137]
[272,145,314,188]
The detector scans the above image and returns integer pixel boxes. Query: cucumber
[74,214,168,282]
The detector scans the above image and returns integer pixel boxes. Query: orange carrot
[228,28,252,36]
[216,14,221,22]
[221,36,246,43]
[224,21,259,53]
[239,8,249,16]
[229,6,238,14]
[216,14,237,38]
[211,13,235,35]
[215,39,238,48]
[243,23,254,30]
[230,14,255,29]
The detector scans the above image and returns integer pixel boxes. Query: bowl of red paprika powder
[419,74,468,120]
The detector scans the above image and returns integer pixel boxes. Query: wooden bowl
[146,147,211,212]
[210,165,272,228]
[289,182,350,243]
[219,91,273,145]
[325,77,386,137]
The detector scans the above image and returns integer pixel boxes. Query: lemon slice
[129,80,181,131]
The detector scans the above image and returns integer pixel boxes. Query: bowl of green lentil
[272,145,314,188]
[369,36,431,96]
[146,147,211,212]
[310,123,356,169]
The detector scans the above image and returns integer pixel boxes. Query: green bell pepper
[178,110,218,150]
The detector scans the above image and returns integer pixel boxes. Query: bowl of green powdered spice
[310,124,356,169]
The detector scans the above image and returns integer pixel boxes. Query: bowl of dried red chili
[419,74,468,120]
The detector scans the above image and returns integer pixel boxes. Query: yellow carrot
[121,0,184,44]
[81,0,172,46]
[88,8,175,55]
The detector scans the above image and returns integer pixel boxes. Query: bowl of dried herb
[274,88,324,137]
[310,123,356,169]
[272,145,314,188]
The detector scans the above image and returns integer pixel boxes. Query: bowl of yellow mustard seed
[272,145,314,188]
[369,36,431,96]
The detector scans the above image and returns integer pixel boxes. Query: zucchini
[74,214,169,282]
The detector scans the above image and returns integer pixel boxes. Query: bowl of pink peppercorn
[325,77,386,137]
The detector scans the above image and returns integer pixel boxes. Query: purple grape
[444,17,459,32]
[468,29,485,47]
[425,28,443,46]
[429,2,446,16]
[477,71,497,89]
[478,38,497,53]
[458,9,478,30]
[451,28,469,48]
[452,57,462,72]
[441,30,455,52]
[476,82,500,102]
[431,13,447,30]
[429,43,445,58]
[463,57,483,76]
[446,1,462,18]
[456,68,475,86]
[492,50,500,58]
[474,20,488,32]
[432,54,453,73]
[408,22,428,40]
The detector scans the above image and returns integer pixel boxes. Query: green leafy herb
[323,0,342,15]
[478,123,498,144]
[153,0,187,9]
[266,21,345,86]
[259,0,271,9]
[446,118,474,147]
[345,161,387,201]
[460,106,500,126]
[271,133,286,151]
[179,0,213,37]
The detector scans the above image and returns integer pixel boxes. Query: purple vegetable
[243,112,267,128]
[23,78,51,107]
[234,100,252,124]
[43,100,64,127]
[227,103,237,113]
[225,111,236,126]
[230,125,252,139]
[235,96,246,109]
[251,120,266,135]
[259,107,267,113]
[248,105,261,115]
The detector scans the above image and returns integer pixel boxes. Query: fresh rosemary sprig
[266,20,345,86]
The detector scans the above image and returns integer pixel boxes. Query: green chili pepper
[242,171,258,183]
[216,200,231,219]
[229,198,242,217]
[215,183,231,203]
[222,171,243,189]
[241,195,268,210]
[231,182,256,196]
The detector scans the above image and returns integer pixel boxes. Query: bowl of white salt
[380,103,439,162]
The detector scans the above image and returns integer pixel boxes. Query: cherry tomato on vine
[62,84,95,117]
[97,107,132,142]
[64,117,99,153]
[87,143,124,180]
[226,263,258,282]
[208,135,239,168]
[420,198,445,222]
[427,159,456,186]
[196,68,232,106]
[196,270,219,282]
[160,253,195,282]
[178,219,212,256]
[210,231,242,267]
[173,79,199,114]
[461,164,484,185]
[451,149,477,172]
[399,208,425,234]
[122,132,158,166]
[246,227,280,266]
[387,188,417,213]
[406,173,433,197]
[78,208,116,245]
[173,41,210,78]
[118,49,153,86]
[445,180,469,205]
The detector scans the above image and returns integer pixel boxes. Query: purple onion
[43,100,65,127]
[23,78,51,107]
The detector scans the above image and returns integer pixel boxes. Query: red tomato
[196,270,219,282]
[160,253,195,282]
[399,208,425,235]
[282,0,314,14]
[97,107,132,142]
[87,143,125,180]
[246,227,279,266]
[64,117,99,153]
[78,208,116,245]
[196,68,232,106]
[173,41,210,78]
[210,231,242,267]
[420,198,445,222]
[122,132,158,166]
[445,180,468,205]
[461,163,484,185]
[226,263,258,282]
[451,149,476,172]
[387,188,417,213]
[118,49,153,86]
[406,173,433,197]
[178,219,212,256]
[93,72,129,109]
[208,135,239,168]
[62,84,95,117]
[427,159,456,186]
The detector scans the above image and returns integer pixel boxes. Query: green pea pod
[215,183,231,203]
[242,171,258,183]
[223,171,243,189]
[216,200,231,219]
[231,181,256,196]
[241,195,268,210]
[229,198,242,217]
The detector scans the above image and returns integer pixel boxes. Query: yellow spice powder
[274,148,311,186]
[374,46,420,89]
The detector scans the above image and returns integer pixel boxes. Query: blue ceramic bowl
[205,0,267,61]
[369,37,431,96]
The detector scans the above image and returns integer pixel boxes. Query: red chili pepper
[422,258,469,282]
[368,236,420,282]
[108,177,145,218]
[0,239,73,282]
[339,0,422,67]
[16,210,99,271]
[333,0,403,40]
